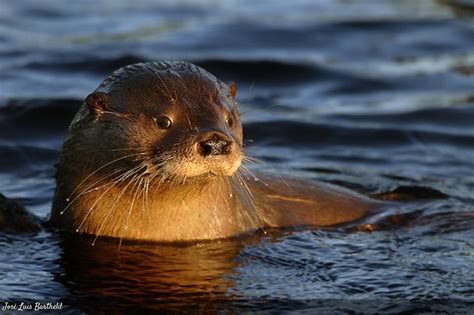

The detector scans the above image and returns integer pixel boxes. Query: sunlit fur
[51,61,378,243]
[51,62,263,242]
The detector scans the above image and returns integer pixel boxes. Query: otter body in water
[51,61,379,242]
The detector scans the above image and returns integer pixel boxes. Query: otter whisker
[60,167,128,215]
[239,153,274,189]
[148,152,181,187]
[101,111,133,120]
[239,164,260,182]
[235,171,254,199]
[242,155,262,165]
[231,172,264,229]
[141,177,146,214]
[124,174,145,232]
[146,64,173,102]
[75,163,148,231]
[167,68,180,102]
[239,104,278,116]
[92,172,143,246]
[141,177,152,224]
[73,165,129,192]
[65,152,146,202]
[111,146,149,152]
[183,110,194,132]
[243,155,292,191]
[76,180,118,232]
[148,64,174,103]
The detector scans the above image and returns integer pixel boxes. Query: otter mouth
[144,130,243,183]
[144,147,242,184]
[208,170,227,176]
[173,157,241,178]
[207,161,241,177]
[150,148,243,182]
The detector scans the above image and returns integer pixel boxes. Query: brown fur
[51,61,379,242]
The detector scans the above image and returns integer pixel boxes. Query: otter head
[74,61,243,187]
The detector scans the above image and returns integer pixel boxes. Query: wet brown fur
[51,61,379,242]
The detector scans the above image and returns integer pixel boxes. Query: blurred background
[0,0,473,313]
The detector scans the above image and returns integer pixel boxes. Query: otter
[50,61,380,242]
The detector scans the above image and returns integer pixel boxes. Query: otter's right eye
[155,116,172,129]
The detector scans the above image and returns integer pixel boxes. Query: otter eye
[226,115,234,128]
[155,116,172,129]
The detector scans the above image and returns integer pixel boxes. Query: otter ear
[85,92,109,114]
[228,81,237,99]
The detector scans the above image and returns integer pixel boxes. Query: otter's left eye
[155,116,172,129]
[226,115,234,128]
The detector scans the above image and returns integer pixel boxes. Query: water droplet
[124,226,129,231]
[66,198,70,202]
[75,229,79,233]
[60,211,64,215]
[229,193,233,197]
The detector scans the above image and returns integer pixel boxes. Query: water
[1,0,474,313]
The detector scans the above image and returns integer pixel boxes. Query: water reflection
[57,235,262,312]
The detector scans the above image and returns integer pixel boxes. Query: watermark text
[2,302,63,312]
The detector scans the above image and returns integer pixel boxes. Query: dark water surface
[1,0,474,313]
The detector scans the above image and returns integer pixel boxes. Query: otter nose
[198,132,233,157]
